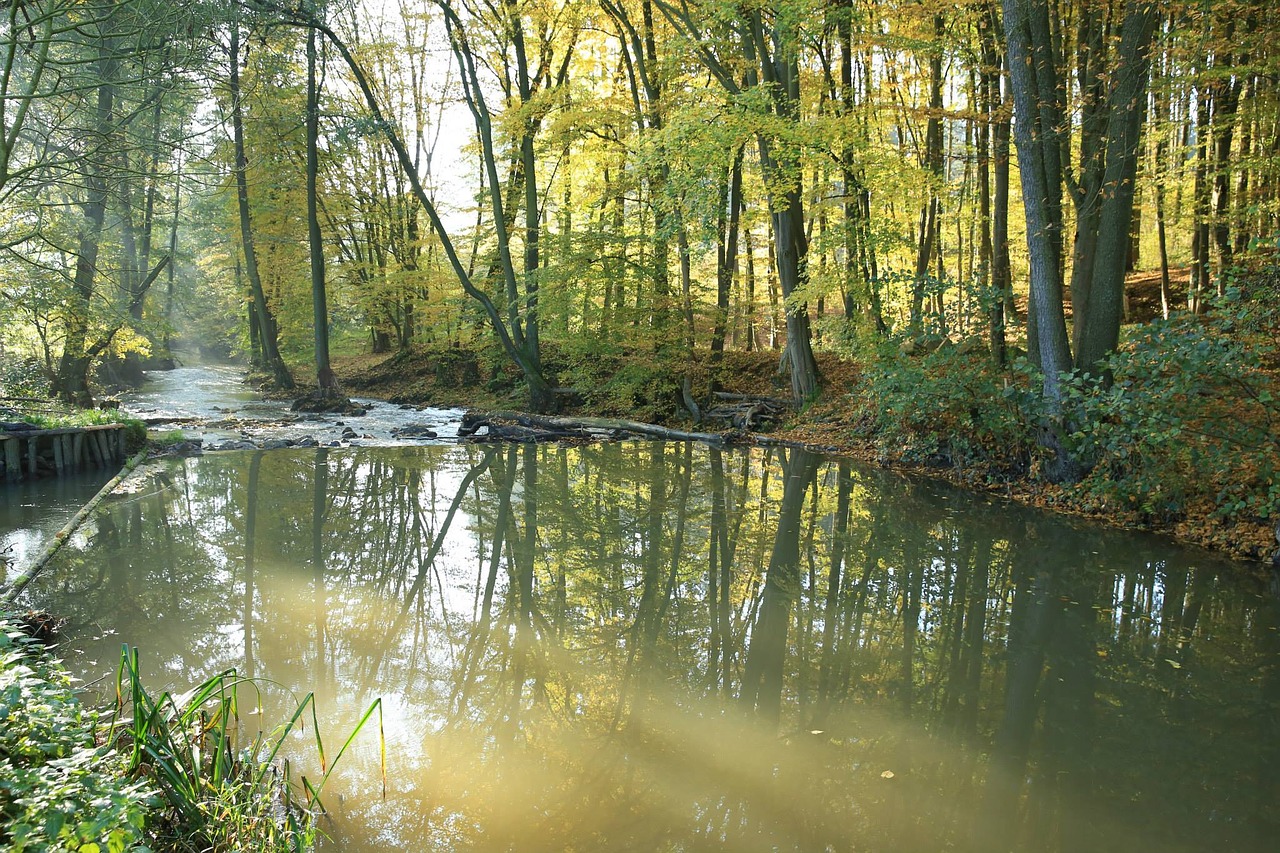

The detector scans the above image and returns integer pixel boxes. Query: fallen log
[710,392,795,406]
[459,410,741,446]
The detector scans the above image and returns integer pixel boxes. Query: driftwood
[703,392,794,430]
[458,411,743,446]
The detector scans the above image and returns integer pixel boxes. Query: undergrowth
[0,620,152,852]
[854,261,1280,530]
[0,614,384,852]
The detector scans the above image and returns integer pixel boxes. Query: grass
[107,646,386,852]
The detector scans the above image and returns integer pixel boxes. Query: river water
[123,362,465,445]
[15,428,1279,850]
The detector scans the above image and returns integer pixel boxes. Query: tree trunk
[1002,0,1077,479]
[229,23,293,390]
[1069,0,1159,372]
[712,147,744,362]
[306,27,335,394]
[54,27,115,405]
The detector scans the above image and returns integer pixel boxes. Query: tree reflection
[18,443,1278,852]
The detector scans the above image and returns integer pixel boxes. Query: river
[7,366,1280,851]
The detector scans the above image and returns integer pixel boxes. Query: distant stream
[123,361,465,446]
[2,362,462,577]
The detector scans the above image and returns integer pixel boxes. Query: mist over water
[19,443,1280,852]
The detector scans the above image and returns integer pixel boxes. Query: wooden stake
[3,439,19,482]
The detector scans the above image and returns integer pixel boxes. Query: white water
[123,362,465,446]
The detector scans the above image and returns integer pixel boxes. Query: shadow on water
[18,443,1280,852]
[1,469,114,580]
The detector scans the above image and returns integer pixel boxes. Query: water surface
[1,469,113,579]
[123,363,463,445]
[21,443,1279,851]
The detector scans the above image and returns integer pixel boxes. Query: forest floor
[332,267,1278,566]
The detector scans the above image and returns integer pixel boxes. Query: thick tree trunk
[1002,0,1077,480]
[1071,1,1158,371]
[55,29,115,406]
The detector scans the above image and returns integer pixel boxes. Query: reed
[106,645,384,852]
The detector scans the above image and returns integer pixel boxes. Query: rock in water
[391,424,438,439]
[291,391,365,415]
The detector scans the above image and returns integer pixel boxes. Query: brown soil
[1014,266,1191,324]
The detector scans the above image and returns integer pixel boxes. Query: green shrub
[1062,288,1280,522]
[557,337,683,422]
[0,620,154,852]
[0,359,50,401]
[121,420,148,452]
[852,269,1280,527]
[854,341,1041,479]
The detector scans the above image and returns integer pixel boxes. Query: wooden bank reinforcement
[1,424,130,483]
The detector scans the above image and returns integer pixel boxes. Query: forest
[1,0,1278,555]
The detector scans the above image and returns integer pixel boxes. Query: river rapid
[124,361,465,446]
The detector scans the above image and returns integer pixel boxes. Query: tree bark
[306,26,335,394]
[229,22,293,390]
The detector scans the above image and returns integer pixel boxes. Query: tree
[1002,0,1158,479]
[48,0,193,402]
[655,0,822,400]
[262,0,563,411]
[305,20,336,395]
[227,12,294,390]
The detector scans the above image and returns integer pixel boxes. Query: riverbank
[0,611,338,852]
[0,615,155,851]
[330,334,1278,565]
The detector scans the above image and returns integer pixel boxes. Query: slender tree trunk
[229,23,293,390]
[982,2,1010,365]
[306,27,336,394]
[712,146,744,363]
[1190,85,1212,312]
